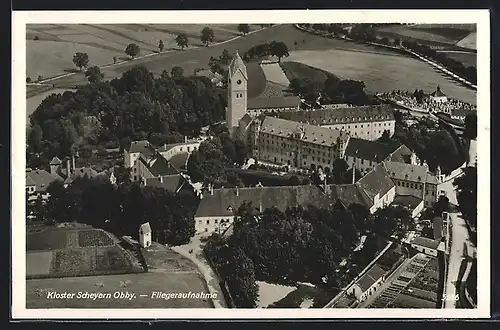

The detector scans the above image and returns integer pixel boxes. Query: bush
[37,75,44,82]
[26,77,32,83]
[34,35,39,41]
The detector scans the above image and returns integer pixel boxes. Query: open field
[376,24,475,50]
[256,281,296,308]
[26,272,211,308]
[456,33,477,50]
[284,49,477,105]
[439,51,477,68]
[260,62,290,87]
[32,24,405,90]
[26,24,261,80]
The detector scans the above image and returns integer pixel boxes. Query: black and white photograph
[12,10,489,319]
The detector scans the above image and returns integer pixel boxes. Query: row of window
[198,219,231,225]
[234,93,244,98]
[395,180,436,196]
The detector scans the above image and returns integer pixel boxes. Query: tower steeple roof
[229,50,248,80]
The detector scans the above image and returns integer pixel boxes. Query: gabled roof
[239,113,254,128]
[248,95,301,110]
[356,164,395,200]
[386,144,414,164]
[328,184,373,210]
[26,169,62,192]
[64,167,99,184]
[430,86,446,97]
[345,138,400,163]
[195,185,331,218]
[145,174,184,194]
[355,264,386,292]
[383,161,435,184]
[229,51,248,80]
[146,153,179,176]
[140,222,152,234]
[168,152,189,170]
[278,104,395,125]
[392,195,424,210]
[49,156,62,165]
[260,116,348,147]
[411,236,441,250]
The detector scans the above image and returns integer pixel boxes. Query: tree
[453,167,477,230]
[171,66,184,78]
[85,66,104,83]
[464,113,477,140]
[269,41,289,63]
[200,27,215,47]
[125,43,140,59]
[175,33,189,50]
[73,52,89,71]
[158,39,164,52]
[220,49,231,64]
[113,56,117,64]
[238,24,250,35]
[28,124,44,154]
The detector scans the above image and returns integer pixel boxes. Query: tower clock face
[237,79,242,85]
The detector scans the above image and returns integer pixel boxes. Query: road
[440,170,476,309]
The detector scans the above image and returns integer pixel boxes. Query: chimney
[324,175,327,192]
[236,186,239,196]
[66,159,71,176]
[72,154,76,171]
[184,136,188,143]
[352,164,356,184]
[259,200,263,213]
[160,176,163,183]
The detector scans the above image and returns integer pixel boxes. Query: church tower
[226,51,248,136]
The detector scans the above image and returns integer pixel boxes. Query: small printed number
[442,294,459,301]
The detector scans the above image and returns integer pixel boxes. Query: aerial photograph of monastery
[25,22,477,310]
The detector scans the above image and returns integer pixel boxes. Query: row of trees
[187,129,248,187]
[204,203,413,307]
[288,75,374,106]
[29,176,197,245]
[27,66,227,168]
[243,40,290,63]
[382,113,465,175]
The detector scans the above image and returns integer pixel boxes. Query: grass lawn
[440,51,477,68]
[376,25,472,47]
[456,32,476,50]
[26,24,259,80]
[284,49,477,105]
[266,284,332,308]
[26,271,212,308]
[256,281,296,308]
[33,24,403,89]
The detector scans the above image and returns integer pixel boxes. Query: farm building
[26,168,62,201]
[348,264,387,302]
[391,195,424,218]
[382,161,440,207]
[194,164,395,234]
[139,222,152,248]
[344,138,418,176]
[409,236,444,257]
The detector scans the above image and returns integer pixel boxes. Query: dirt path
[171,235,228,308]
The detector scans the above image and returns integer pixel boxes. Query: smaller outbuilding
[139,222,152,248]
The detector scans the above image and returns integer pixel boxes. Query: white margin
[12,9,490,319]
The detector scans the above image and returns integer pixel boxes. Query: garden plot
[260,62,290,87]
[284,49,477,105]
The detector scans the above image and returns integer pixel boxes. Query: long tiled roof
[356,264,386,292]
[26,169,62,192]
[195,185,331,218]
[248,95,301,110]
[168,152,189,170]
[140,153,179,177]
[451,109,473,118]
[382,161,437,185]
[277,104,395,125]
[49,156,62,165]
[260,116,347,147]
[345,138,400,162]
[328,184,373,210]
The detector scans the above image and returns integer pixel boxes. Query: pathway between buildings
[171,235,228,308]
